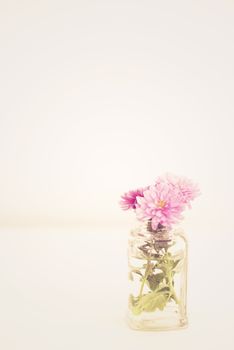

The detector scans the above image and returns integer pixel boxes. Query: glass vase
[127,221,188,331]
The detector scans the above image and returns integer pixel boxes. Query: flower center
[157,200,166,208]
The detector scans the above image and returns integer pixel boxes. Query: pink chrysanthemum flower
[135,175,199,230]
[156,174,200,208]
[119,188,145,210]
[177,177,200,208]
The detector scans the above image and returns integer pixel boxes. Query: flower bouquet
[120,174,199,331]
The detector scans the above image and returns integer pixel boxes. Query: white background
[0,1,234,349]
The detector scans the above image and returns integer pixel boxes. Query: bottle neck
[146,220,173,242]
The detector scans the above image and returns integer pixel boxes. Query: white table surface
[0,227,233,350]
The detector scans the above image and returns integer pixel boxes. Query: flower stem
[138,258,151,298]
[167,271,179,304]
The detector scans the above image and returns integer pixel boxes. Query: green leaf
[173,259,180,269]
[172,259,183,273]
[157,286,170,293]
[131,268,143,277]
[129,295,142,315]
[129,268,143,281]
[129,288,170,315]
[146,273,164,291]
[137,291,168,312]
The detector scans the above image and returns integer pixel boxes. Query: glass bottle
[127,220,188,331]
